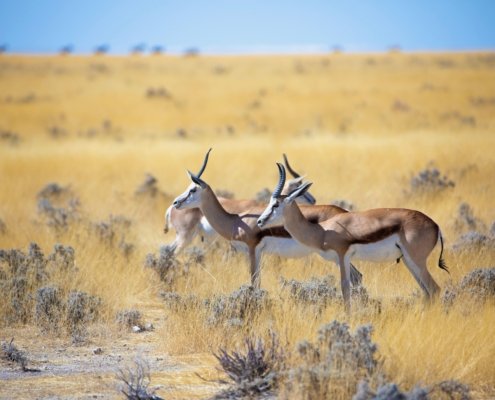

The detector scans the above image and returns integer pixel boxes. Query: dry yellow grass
[1,52,494,399]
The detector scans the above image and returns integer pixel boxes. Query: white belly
[348,234,402,263]
[199,217,218,239]
[260,237,314,258]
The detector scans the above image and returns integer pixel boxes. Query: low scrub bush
[354,379,470,400]
[116,356,163,400]
[280,276,381,314]
[443,268,495,306]
[1,338,28,371]
[280,275,338,309]
[212,333,285,399]
[206,285,270,326]
[161,285,269,327]
[35,285,64,331]
[455,203,485,232]
[116,309,143,329]
[67,291,101,341]
[135,173,165,198]
[146,245,205,284]
[452,231,495,252]
[409,166,455,193]
[0,243,101,339]
[283,321,378,399]
[36,182,80,230]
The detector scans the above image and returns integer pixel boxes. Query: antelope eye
[272,203,278,208]
[190,188,196,193]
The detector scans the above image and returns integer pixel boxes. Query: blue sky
[1,1,494,54]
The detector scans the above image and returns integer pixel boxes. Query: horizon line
[2,48,495,57]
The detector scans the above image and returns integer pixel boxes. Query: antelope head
[282,154,316,205]
[172,148,212,210]
[257,163,313,228]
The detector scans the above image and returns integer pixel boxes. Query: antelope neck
[283,201,325,250]
[199,186,238,240]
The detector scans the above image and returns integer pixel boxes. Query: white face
[257,196,287,229]
[172,182,203,210]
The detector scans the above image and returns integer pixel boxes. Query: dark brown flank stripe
[257,226,292,240]
[256,216,335,241]
[347,224,401,244]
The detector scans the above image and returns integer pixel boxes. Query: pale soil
[0,301,220,400]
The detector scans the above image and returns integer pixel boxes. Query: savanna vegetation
[1,51,494,399]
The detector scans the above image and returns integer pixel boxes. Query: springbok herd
[166,149,449,312]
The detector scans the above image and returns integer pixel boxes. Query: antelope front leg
[339,254,351,313]
[248,246,261,288]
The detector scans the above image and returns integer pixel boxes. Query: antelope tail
[164,205,173,234]
[437,230,449,273]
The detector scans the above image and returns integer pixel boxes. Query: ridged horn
[283,153,301,178]
[273,163,286,198]
[196,148,212,178]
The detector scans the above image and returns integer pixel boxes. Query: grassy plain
[1,52,495,399]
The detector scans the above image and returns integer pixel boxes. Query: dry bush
[452,232,495,252]
[1,338,28,371]
[353,380,428,400]
[280,276,380,314]
[212,333,285,399]
[161,284,269,328]
[0,243,101,340]
[34,285,64,331]
[431,380,471,400]
[454,203,485,232]
[351,286,382,314]
[145,87,171,99]
[409,166,455,193]
[0,129,21,145]
[280,275,338,308]
[67,290,101,342]
[36,183,80,230]
[0,243,50,323]
[282,321,378,399]
[135,173,166,198]
[146,245,205,284]
[92,214,134,257]
[116,309,143,329]
[206,285,270,326]
[354,379,470,400]
[443,268,495,306]
[161,291,203,313]
[145,246,181,284]
[116,356,163,400]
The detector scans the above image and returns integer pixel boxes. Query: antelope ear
[187,170,207,188]
[288,176,305,185]
[287,182,313,202]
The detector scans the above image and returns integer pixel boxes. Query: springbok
[171,149,363,287]
[257,164,448,311]
[163,154,316,255]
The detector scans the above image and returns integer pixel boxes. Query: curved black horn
[273,163,286,198]
[283,153,301,178]
[196,148,212,178]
